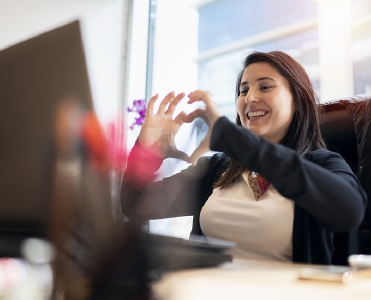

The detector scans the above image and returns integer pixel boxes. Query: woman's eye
[260,85,272,91]
[240,89,248,95]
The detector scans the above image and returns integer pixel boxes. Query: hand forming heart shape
[137,90,222,166]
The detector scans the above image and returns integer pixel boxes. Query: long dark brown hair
[214,51,327,189]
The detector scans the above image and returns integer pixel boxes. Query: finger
[183,112,197,124]
[187,90,211,105]
[166,92,185,116]
[184,109,211,126]
[188,91,222,125]
[174,111,188,126]
[146,94,159,115]
[167,148,191,163]
[184,108,204,120]
[158,91,175,114]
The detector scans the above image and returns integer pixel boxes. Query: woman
[122,51,367,265]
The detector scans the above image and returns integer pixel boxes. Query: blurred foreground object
[0,256,52,298]
[50,100,153,299]
[0,19,153,298]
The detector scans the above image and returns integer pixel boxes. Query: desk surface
[152,259,371,300]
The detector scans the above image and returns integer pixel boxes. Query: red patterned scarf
[246,171,270,200]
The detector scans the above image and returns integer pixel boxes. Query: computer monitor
[0,20,94,256]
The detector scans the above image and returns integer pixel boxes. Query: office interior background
[1,0,371,237]
[137,0,371,237]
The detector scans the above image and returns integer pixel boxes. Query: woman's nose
[244,90,258,103]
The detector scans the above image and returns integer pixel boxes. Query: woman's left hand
[186,90,223,165]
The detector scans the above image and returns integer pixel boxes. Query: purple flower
[127,99,146,130]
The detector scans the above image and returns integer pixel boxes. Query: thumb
[167,148,191,163]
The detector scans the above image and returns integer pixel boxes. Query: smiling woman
[121,50,368,266]
[214,51,326,190]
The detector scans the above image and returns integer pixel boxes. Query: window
[130,0,371,238]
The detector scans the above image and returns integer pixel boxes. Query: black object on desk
[144,232,235,272]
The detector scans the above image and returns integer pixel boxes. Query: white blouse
[200,173,294,262]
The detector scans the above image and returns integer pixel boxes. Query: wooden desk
[152,259,371,299]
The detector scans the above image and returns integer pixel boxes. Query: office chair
[320,93,371,255]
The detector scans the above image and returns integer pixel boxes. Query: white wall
[0,0,126,122]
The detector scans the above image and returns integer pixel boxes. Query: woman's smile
[247,110,269,121]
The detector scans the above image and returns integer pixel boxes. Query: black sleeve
[210,117,368,232]
[121,142,222,221]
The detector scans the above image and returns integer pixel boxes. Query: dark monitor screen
[0,21,94,246]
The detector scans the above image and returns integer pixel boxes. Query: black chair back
[320,94,371,255]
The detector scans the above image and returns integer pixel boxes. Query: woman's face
[237,62,295,143]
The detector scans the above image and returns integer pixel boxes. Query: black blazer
[121,117,367,265]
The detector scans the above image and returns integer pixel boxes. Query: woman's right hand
[137,92,190,162]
